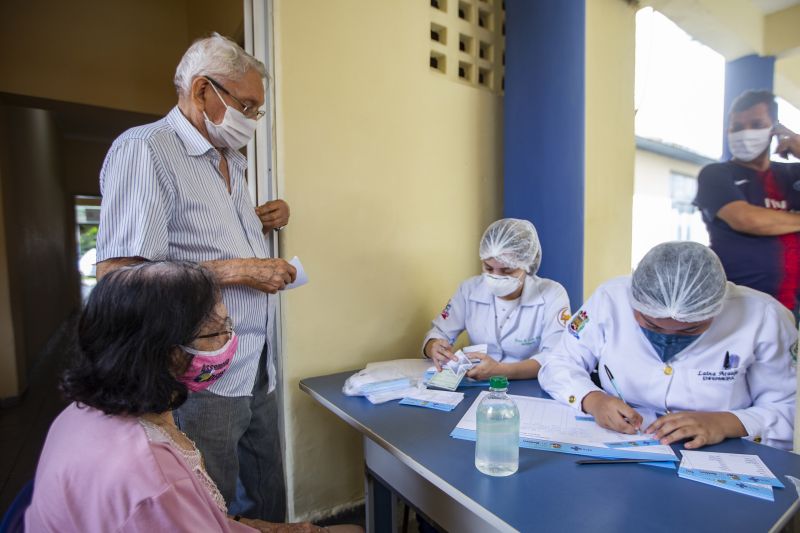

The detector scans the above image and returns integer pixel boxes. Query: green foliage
[79,225,98,255]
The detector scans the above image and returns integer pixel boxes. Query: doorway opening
[75,196,101,302]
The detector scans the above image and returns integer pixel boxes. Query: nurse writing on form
[422,218,570,380]
[539,241,797,450]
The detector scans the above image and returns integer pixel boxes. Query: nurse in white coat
[539,241,797,450]
[423,218,570,380]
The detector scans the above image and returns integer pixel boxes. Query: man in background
[695,90,800,319]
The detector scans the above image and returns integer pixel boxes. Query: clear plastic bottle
[475,376,520,476]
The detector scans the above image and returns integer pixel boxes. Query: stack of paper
[678,451,783,501]
[426,344,489,391]
[342,359,431,404]
[399,389,465,411]
[451,392,678,463]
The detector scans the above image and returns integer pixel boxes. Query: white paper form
[284,256,308,290]
[454,392,677,460]
[399,389,465,411]
[679,451,783,487]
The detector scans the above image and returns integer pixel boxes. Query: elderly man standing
[95,34,293,521]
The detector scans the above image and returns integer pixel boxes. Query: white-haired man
[95,34,292,521]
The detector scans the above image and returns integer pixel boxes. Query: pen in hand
[604,364,642,435]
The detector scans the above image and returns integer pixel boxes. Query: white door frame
[243,0,292,517]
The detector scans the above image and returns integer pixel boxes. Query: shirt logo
[793,181,800,192]
[440,302,452,320]
[734,179,749,186]
[568,310,589,339]
[515,336,540,346]
[765,198,788,210]
[557,307,571,327]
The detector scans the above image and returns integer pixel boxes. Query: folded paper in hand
[426,344,487,391]
[284,256,309,290]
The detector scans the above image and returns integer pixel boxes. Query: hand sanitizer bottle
[475,376,519,476]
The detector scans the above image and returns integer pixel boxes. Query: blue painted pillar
[722,54,775,160]
[504,0,585,307]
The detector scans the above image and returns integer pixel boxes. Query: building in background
[632,136,714,267]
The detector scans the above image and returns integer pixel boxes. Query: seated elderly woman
[539,241,797,450]
[423,218,570,380]
[26,262,360,533]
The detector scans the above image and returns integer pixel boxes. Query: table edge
[299,380,519,533]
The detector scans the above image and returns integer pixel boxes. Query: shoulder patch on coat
[568,310,589,339]
[441,301,452,320]
[557,307,571,328]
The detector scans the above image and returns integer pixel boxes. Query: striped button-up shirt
[96,106,276,396]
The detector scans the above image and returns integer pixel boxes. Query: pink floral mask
[178,333,238,392]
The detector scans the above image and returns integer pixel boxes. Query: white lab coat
[422,274,570,364]
[539,276,797,449]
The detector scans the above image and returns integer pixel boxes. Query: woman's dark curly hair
[60,261,220,416]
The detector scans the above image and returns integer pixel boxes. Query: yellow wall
[273,0,503,520]
[0,0,242,399]
[0,0,243,116]
[583,0,637,298]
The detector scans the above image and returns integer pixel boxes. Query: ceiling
[751,0,800,14]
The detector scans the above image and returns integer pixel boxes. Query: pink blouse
[25,403,255,532]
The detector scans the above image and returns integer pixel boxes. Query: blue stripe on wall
[722,54,775,161]
[503,0,585,308]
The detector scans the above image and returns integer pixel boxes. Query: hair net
[631,241,727,323]
[479,218,542,274]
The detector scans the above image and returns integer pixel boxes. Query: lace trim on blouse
[138,418,227,514]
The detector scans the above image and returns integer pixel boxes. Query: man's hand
[582,391,642,434]
[465,353,501,380]
[424,339,457,371]
[95,257,146,280]
[646,411,747,449]
[205,258,296,294]
[774,124,800,159]
[256,199,290,232]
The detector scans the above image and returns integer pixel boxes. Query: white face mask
[728,127,772,162]
[203,83,258,149]
[482,273,523,297]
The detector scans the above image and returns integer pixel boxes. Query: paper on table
[399,389,465,411]
[366,386,419,405]
[679,451,783,488]
[284,256,308,290]
[455,392,677,460]
[677,470,774,501]
[426,368,464,391]
[576,406,661,432]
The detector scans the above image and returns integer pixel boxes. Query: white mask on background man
[203,83,257,150]
[728,127,772,162]
[482,273,523,297]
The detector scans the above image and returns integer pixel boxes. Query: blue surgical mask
[640,327,701,362]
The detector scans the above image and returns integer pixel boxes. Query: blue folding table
[300,372,800,533]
